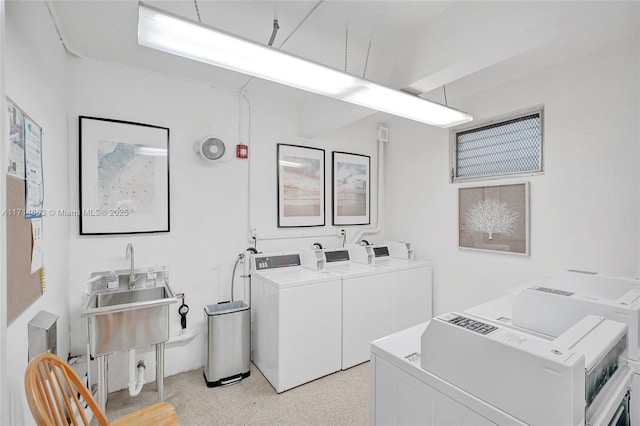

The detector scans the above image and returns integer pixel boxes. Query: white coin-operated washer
[370,244,433,332]
[251,252,342,392]
[301,247,393,369]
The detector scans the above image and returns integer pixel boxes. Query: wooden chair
[25,352,179,426]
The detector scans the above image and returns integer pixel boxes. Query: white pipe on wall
[350,135,386,244]
[253,232,340,241]
[44,0,87,58]
[240,88,254,244]
[165,330,196,345]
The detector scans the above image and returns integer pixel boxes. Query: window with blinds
[450,107,543,182]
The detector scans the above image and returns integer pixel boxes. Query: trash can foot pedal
[204,371,250,388]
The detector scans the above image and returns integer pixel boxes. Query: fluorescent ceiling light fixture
[137,2,473,128]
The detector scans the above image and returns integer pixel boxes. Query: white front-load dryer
[251,252,341,392]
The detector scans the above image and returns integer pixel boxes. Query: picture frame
[277,144,325,227]
[79,116,170,235]
[332,151,370,226]
[458,182,529,255]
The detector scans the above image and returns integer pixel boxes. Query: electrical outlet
[337,229,346,237]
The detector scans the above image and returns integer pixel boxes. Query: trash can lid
[204,300,249,315]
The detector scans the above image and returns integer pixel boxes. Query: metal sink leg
[156,342,165,402]
[97,355,108,412]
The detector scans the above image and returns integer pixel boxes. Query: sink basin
[81,267,176,357]
[95,286,169,308]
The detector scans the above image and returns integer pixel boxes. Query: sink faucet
[125,243,135,289]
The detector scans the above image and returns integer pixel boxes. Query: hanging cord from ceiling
[345,27,373,78]
[344,27,349,73]
[362,39,372,78]
[193,0,202,23]
[239,0,325,92]
[268,1,280,46]
[442,84,449,107]
[268,21,280,46]
[277,0,325,49]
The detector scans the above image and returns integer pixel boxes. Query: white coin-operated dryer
[371,310,631,425]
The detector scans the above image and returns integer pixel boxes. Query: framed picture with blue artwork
[79,116,170,235]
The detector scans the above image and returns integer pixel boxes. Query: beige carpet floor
[103,362,370,425]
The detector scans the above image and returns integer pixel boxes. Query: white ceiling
[50,0,455,91]
[48,1,639,132]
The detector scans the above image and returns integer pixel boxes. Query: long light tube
[138,2,473,128]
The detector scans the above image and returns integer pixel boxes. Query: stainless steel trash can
[203,300,250,387]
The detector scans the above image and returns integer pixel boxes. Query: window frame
[449,105,544,183]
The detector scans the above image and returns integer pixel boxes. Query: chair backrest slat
[42,359,69,425]
[34,366,56,426]
[59,365,91,425]
[25,353,109,426]
[49,361,81,426]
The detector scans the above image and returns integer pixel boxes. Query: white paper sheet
[24,117,44,218]
[31,218,43,273]
[6,102,25,179]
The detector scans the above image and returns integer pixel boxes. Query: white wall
[385,35,640,315]
[65,58,383,391]
[4,1,70,423]
[0,0,8,423]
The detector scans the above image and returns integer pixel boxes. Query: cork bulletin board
[6,97,44,323]
[6,176,42,323]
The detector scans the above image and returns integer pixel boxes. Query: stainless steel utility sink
[81,268,176,357]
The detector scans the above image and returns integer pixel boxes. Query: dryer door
[608,392,630,426]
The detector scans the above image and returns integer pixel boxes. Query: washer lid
[255,267,340,288]
[325,261,391,278]
[375,257,431,270]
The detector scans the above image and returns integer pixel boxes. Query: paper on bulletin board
[24,117,44,218]
[6,101,25,179]
[31,218,43,273]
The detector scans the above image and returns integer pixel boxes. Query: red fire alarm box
[236,144,248,159]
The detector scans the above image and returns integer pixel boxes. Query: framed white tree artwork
[458,182,529,255]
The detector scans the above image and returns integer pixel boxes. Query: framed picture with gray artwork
[277,143,325,227]
[79,116,170,235]
[458,182,529,255]
[332,151,370,226]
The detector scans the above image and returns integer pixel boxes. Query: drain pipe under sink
[128,349,145,396]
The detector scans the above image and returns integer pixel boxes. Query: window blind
[454,113,542,180]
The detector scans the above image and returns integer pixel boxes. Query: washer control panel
[373,246,390,258]
[325,250,350,263]
[255,254,301,270]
